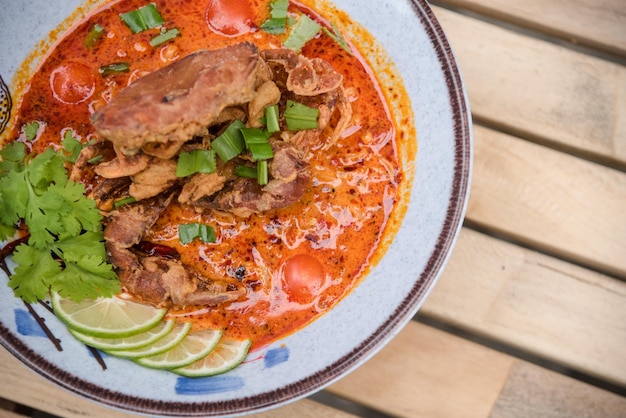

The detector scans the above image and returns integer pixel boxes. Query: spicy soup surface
[9,0,409,349]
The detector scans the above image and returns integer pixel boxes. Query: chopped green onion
[284,15,321,52]
[176,149,216,177]
[114,196,136,208]
[235,165,258,179]
[260,0,289,34]
[257,160,269,185]
[120,4,164,33]
[323,22,353,55]
[87,155,104,164]
[248,143,274,161]
[212,120,246,162]
[284,100,319,131]
[99,62,130,76]
[264,105,280,133]
[84,24,105,49]
[179,223,216,245]
[241,128,270,146]
[23,122,39,141]
[150,28,180,47]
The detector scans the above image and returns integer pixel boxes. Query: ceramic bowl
[0,0,472,415]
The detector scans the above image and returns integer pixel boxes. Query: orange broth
[8,0,409,350]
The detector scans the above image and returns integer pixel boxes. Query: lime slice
[106,321,192,359]
[173,338,251,377]
[136,328,223,370]
[69,319,176,351]
[51,292,167,338]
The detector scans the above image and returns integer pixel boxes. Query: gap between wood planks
[428,0,626,65]
[412,314,626,398]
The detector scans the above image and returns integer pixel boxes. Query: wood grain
[436,0,626,56]
[466,124,626,278]
[432,7,626,166]
[490,362,626,418]
[328,322,515,418]
[0,347,355,418]
[422,228,626,386]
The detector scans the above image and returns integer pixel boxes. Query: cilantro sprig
[0,140,119,303]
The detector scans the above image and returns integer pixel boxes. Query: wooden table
[2,0,625,416]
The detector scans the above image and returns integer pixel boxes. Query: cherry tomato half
[50,62,95,104]
[281,254,325,304]
[206,0,255,37]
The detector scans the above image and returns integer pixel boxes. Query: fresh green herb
[87,155,103,164]
[284,15,321,52]
[260,0,289,34]
[176,149,217,177]
[235,165,258,179]
[257,160,269,186]
[61,130,84,163]
[120,4,164,33]
[100,62,130,76]
[23,121,39,141]
[178,223,216,245]
[323,22,353,55]
[150,28,180,47]
[248,143,274,161]
[212,120,246,162]
[264,105,280,133]
[284,100,319,130]
[113,196,136,208]
[0,142,119,303]
[84,23,105,49]
[241,128,271,146]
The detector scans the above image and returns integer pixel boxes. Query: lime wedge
[136,328,223,370]
[69,319,176,351]
[173,338,251,377]
[106,321,192,359]
[51,292,167,338]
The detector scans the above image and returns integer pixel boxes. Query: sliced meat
[94,151,150,178]
[247,80,281,127]
[129,158,179,201]
[91,42,260,158]
[178,172,229,206]
[89,177,132,211]
[211,143,310,217]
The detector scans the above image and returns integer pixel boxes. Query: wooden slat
[467,124,626,278]
[330,322,515,417]
[327,321,626,418]
[490,362,626,418]
[0,347,355,418]
[432,7,626,166]
[436,0,626,57]
[421,227,626,387]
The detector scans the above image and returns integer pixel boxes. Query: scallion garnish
[120,4,164,33]
[248,143,274,161]
[179,223,216,245]
[241,128,270,146]
[84,24,105,49]
[212,120,246,162]
[265,105,280,133]
[150,28,180,47]
[257,160,269,185]
[284,15,321,52]
[323,22,353,55]
[99,62,130,76]
[235,165,258,179]
[176,149,216,177]
[284,100,319,131]
[113,196,137,208]
[260,0,289,34]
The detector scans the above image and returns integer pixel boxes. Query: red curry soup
[5,0,415,350]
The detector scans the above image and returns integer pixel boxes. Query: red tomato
[49,62,95,104]
[205,0,255,37]
[281,254,325,303]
